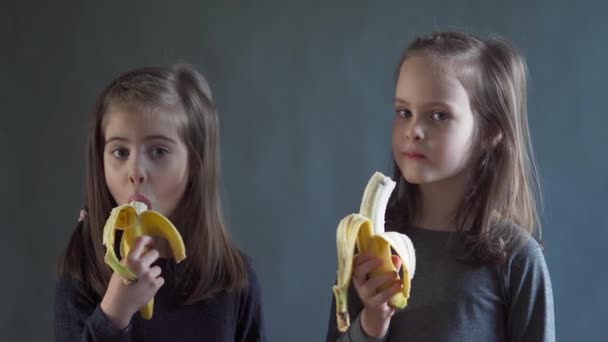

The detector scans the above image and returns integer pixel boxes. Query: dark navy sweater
[54,258,265,342]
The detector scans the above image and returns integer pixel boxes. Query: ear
[484,121,503,149]
[491,131,503,148]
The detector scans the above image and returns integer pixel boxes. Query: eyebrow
[394,97,410,106]
[105,135,178,145]
[394,97,455,111]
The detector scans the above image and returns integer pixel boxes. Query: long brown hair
[387,32,542,264]
[59,64,248,303]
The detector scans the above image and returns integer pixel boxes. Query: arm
[505,238,556,342]
[235,259,266,342]
[54,274,132,342]
[326,282,388,342]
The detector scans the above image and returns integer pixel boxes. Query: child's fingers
[366,272,398,294]
[369,279,402,307]
[358,272,396,301]
[127,236,154,260]
[125,236,155,273]
[353,253,373,267]
[143,265,162,284]
[154,276,165,289]
[391,255,402,272]
[139,248,160,270]
[353,258,382,282]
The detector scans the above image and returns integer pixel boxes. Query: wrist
[100,297,132,330]
[360,307,391,339]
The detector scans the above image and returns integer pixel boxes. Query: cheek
[171,165,189,189]
[436,127,476,168]
[103,159,122,201]
[103,156,114,184]
[391,119,403,151]
[159,164,184,188]
[158,162,189,216]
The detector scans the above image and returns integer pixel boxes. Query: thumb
[391,255,402,272]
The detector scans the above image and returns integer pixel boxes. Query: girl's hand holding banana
[101,235,164,329]
[102,201,186,321]
[353,253,403,339]
[333,172,416,333]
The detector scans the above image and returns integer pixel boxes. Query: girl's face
[103,105,189,217]
[392,55,477,186]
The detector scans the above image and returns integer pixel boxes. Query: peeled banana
[333,172,416,332]
[102,201,186,319]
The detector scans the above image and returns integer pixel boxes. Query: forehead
[102,103,184,139]
[395,55,469,105]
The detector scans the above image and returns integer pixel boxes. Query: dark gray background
[2,0,606,340]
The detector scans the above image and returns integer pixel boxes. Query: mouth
[401,151,427,160]
[128,193,153,210]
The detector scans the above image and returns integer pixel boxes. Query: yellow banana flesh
[102,201,186,320]
[333,172,416,332]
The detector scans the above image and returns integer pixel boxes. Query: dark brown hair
[59,64,247,303]
[387,32,542,264]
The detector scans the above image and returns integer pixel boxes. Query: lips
[402,151,426,160]
[128,193,153,209]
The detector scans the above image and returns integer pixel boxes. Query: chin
[404,178,425,185]
[398,163,438,184]
[402,172,426,184]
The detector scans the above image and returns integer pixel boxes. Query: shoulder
[239,251,262,296]
[56,273,89,297]
[501,226,552,289]
[233,252,264,319]
[232,253,266,340]
[511,236,544,261]
[490,221,544,264]
[54,273,100,313]
[499,227,555,338]
[503,223,546,267]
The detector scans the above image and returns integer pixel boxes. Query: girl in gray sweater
[327,31,555,342]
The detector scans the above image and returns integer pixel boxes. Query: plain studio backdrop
[1,0,606,340]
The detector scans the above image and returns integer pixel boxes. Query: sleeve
[235,259,267,342]
[326,282,387,342]
[504,238,556,342]
[54,274,132,342]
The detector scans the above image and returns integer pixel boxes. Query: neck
[412,171,469,232]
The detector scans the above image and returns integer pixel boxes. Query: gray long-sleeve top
[326,226,555,342]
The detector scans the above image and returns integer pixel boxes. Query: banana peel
[102,201,186,319]
[333,172,416,332]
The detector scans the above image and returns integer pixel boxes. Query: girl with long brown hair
[55,64,265,341]
[327,31,555,342]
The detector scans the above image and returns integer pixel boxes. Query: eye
[396,109,412,118]
[111,148,129,159]
[151,147,169,159]
[432,112,449,121]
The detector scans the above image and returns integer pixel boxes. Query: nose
[405,116,425,141]
[128,156,147,186]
